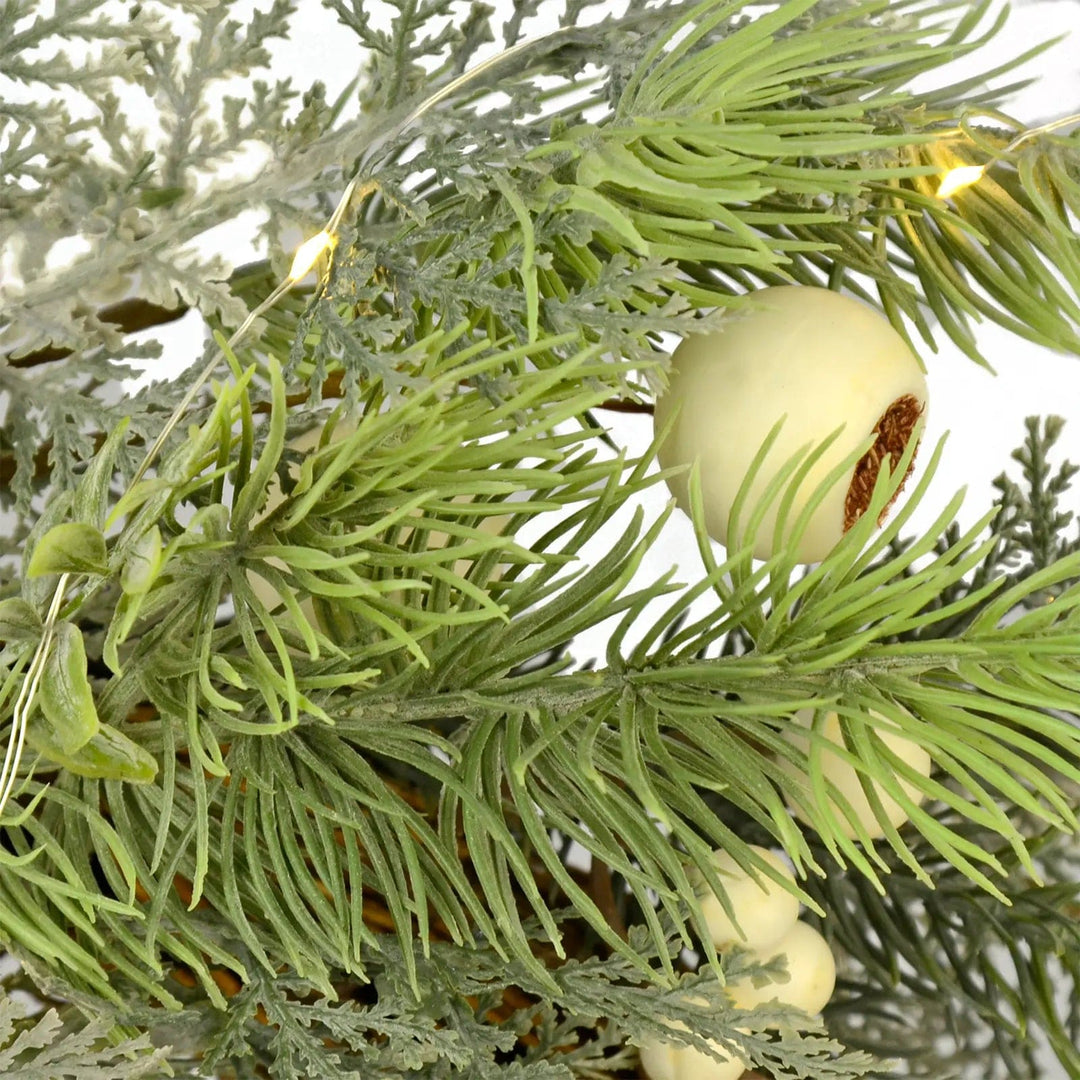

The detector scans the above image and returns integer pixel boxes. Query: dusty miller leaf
[0,996,169,1079]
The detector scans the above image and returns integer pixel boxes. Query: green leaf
[138,185,188,209]
[231,351,286,527]
[119,525,163,598]
[102,527,165,673]
[27,523,108,577]
[72,417,130,529]
[27,721,157,782]
[554,183,650,253]
[36,622,100,755]
[0,597,43,642]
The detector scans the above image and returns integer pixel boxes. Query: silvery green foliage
[6,927,875,1080]
[810,806,1080,1079]
[0,0,301,515]
[0,995,169,1078]
[0,0,283,350]
[4,0,1080,519]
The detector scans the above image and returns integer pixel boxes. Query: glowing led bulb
[288,230,333,281]
[935,165,986,199]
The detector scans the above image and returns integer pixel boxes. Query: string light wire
[935,110,1080,198]
[0,574,70,815]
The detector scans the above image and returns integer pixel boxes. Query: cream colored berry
[726,921,836,1018]
[638,999,747,1080]
[778,709,932,839]
[654,286,927,564]
[689,846,799,953]
[638,1035,746,1080]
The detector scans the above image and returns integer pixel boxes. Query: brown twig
[6,297,191,369]
[596,397,655,415]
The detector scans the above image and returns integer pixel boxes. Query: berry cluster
[638,846,836,1080]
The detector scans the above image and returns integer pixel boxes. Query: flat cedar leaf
[0,998,168,1078]
[470,1062,573,1079]
[27,523,108,577]
[36,622,100,754]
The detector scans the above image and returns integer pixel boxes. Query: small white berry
[638,1035,746,1080]
[727,921,837,1018]
[689,846,800,953]
[638,999,747,1080]
[778,709,932,839]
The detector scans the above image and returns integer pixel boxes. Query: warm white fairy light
[936,110,1080,199]
[935,164,986,199]
[288,229,334,282]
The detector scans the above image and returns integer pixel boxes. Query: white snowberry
[726,921,837,1018]
[637,998,747,1080]
[688,846,799,953]
[654,286,927,563]
[638,1034,746,1080]
[777,709,932,839]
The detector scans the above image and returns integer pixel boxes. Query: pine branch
[5,0,1078,529]
[5,340,1080,1019]
[992,415,1080,577]
[811,816,1080,1079]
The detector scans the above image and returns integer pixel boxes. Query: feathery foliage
[2,0,1080,1078]
[814,813,1080,1079]
[0,993,168,1079]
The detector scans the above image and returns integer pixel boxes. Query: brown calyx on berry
[844,393,925,532]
